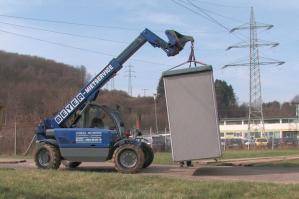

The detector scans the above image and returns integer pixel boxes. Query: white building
[219,117,299,139]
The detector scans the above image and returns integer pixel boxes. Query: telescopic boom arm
[52,28,194,127]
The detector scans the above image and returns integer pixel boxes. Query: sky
[0,0,298,103]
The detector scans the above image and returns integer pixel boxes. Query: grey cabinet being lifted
[162,66,221,161]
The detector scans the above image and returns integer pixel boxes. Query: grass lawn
[221,148,299,159]
[153,149,299,165]
[1,169,299,199]
[153,152,174,165]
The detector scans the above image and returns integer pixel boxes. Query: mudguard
[106,138,142,160]
[36,139,58,148]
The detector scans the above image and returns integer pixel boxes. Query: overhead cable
[171,0,248,43]
[191,0,248,9]
[0,28,172,67]
[0,14,138,31]
[0,13,217,34]
[0,21,128,44]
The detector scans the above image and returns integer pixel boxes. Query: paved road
[1,159,299,184]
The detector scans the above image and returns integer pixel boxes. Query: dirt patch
[1,157,299,184]
[205,155,299,166]
[0,159,26,164]
[192,166,299,184]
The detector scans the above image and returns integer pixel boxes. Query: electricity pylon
[125,65,136,96]
[223,7,284,138]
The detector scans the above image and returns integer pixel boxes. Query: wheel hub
[119,149,137,168]
[38,149,50,167]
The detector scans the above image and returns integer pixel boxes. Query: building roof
[220,117,298,121]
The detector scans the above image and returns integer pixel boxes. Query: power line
[0,28,113,56]
[171,0,248,42]
[171,0,230,31]
[0,14,138,31]
[187,1,244,23]
[193,4,244,23]
[0,20,224,53]
[0,28,172,67]
[0,14,225,54]
[0,21,128,44]
[125,65,136,96]
[0,13,218,35]
[186,0,247,40]
[191,0,248,9]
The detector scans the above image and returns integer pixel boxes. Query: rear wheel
[34,144,61,169]
[62,160,82,168]
[141,143,154,168]
[113,144,144,173]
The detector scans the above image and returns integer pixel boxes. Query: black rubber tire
[34,144,61,169]
[141,143,154,168]
[62,160,82,168]
[113,144,144,174]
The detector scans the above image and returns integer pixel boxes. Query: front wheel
[113,144,144,173]
[34,144,61,169]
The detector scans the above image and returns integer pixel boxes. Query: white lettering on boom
[55,65,113,125]
[84,65,113,94]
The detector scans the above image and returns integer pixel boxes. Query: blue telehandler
[34,29,194,173]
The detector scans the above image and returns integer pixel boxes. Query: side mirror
[165,30,194,56]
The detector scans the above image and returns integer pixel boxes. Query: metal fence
[221,138,299,151]
[0,122,36,155]
[141,133,172,152]
[143,134,299,152]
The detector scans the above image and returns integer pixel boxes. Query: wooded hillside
[0,51,86,123]
[0,51,297,154]
[0,50,166,132]
[0,50,296,130]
